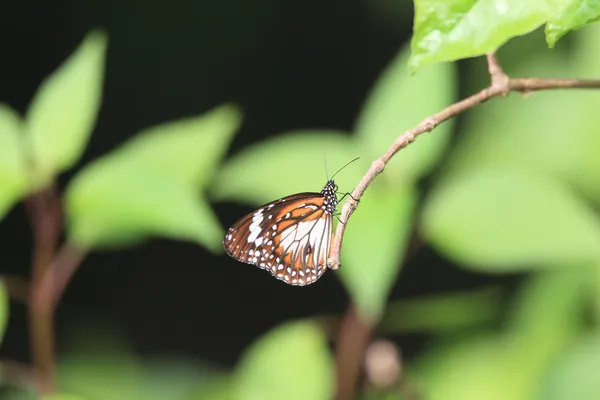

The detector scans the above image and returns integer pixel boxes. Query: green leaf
[141,358,220,400]
[183,375,234,400]
[26,30,107,185]
[537,333,600,400]
[422,165,600,271]
[211,131,361,206]
[379,287,502,334]
[65,104,241,250]
[339,184,416,322]
[58,331,143,400]
[235,321,334,400]
[410,0,570,70]
[355,42,456,183]
[0,105,28,220]
[506,269,590,366]
[42,395,88,400]
[0,279,9,344]
[546,0,600,48]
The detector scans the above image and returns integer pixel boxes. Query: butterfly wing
[224,193,333,286]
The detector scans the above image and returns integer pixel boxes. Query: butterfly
[223,158,359,286]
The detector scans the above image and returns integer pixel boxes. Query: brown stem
[33,242,87,314]
[327,54,600,269]
[334,305,373,400]
[26,184,62,395]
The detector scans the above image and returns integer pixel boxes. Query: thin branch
[327,55,600,269]
[32,242,87,315]
[486,53,509,91]
[334,305,373,400]
[26,184,62,395]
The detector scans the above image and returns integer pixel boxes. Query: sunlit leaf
[65,104,241,250]
[26,30,107,185]
[211,131,362,206]
[422,165,600,270]
[355,43,456,183]
[537,333,600,400]
[0,105,27,220]
[340,184,416,322]
[235,321,334,400]
[410,0,570,70]
[546,0,600,48]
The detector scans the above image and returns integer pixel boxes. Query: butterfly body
[223,180,338,286]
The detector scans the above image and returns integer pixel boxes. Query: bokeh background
[1,0,600,399]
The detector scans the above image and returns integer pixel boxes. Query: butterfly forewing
[224,181,338,286]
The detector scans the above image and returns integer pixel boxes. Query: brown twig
[334,305,373,400]
[25,181,87,396]
[32,242,87,315]
[26,184,62,395]
[327,54,600,270]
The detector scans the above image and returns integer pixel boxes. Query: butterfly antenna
[330,157,360,180]
[324,152,329,181]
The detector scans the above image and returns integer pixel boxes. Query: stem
[26,185,62,395]
[334,305,373,400]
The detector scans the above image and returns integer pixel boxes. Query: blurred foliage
[0,106,27,221]
[1,1,600,399]
[65,104,241,251]
[26,31,107,188]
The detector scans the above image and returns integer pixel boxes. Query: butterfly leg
[334,213,347,226]
[337,192,360,203]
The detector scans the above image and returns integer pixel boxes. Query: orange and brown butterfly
[223,158,358,286]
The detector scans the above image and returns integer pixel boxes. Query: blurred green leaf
[65,104,241,250]
[340,184,416,322]
[183,375,235,400]
[537,332,600,400]
[235,321,334,400]
[0,105,27,221]
[58,322,144,400]
[422,165,600,271]
[573,13,600,76]
[0,280,8,345]
[211,131,361,206]
[409,0,570,70]
[546,0,600,48]
[379,287,502,334]
[354,43,456,183]
[142,358,221,400]
[506,268,590,357]
[414,335,523,400]
[26,30,107,185]
[42,394,88,400]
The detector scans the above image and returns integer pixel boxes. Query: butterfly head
[320,180,338,215]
